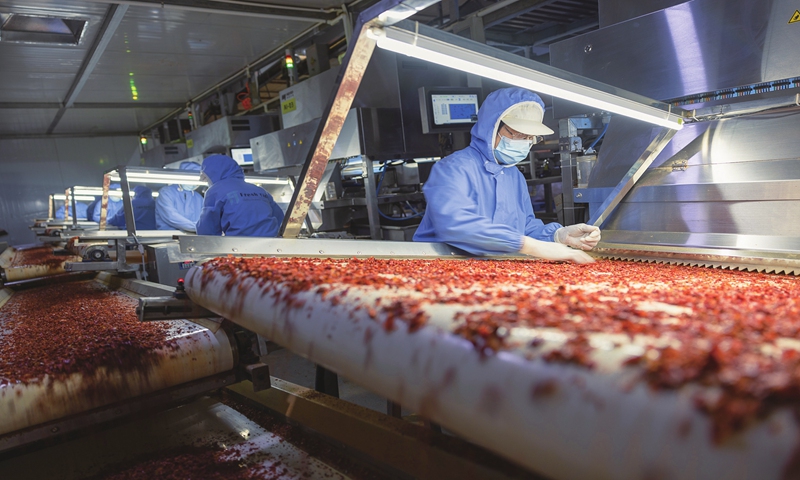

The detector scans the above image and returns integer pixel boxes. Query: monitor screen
[419,87,482,134]
[430,94,479,126]
[231,147,253,165]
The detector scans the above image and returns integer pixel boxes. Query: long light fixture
[367,25,684,130]
[54,194,95,202]
[107,171,289,186]
[56,191,158,199]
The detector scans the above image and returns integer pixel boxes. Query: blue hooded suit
[196,154,284,237]
[156,162,204,231]
[91,183,123,222]
[108,185,157,230]
[55,202,88,220]
[413,88,562,255]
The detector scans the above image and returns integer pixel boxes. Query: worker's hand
[554,224,601,251]
[520,236,594,264]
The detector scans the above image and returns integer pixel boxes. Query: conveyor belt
[185,256,800,480]
[0,244,82,282]
[0,278,234,445]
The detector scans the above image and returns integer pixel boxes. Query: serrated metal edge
[594,253,800,276]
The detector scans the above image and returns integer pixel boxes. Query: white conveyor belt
[0,320,234,436]
[185,264,800,480]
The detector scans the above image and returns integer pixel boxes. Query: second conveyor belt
[185,255,800,480]
[0,275,234,440]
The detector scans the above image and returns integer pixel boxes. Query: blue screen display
[449,103,477,120]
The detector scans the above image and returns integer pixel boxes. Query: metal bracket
[589,127,677,227]
[136,295,218,322]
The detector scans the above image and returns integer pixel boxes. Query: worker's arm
[519,236,594,263]
[107,208,126,228]
[521,182,562,242]
[195,188,223,236]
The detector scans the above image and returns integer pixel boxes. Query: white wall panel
[0,136,138,245]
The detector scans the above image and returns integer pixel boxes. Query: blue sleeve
[156,188,199,231]
[107,207,126,228]
[422,160,524,255]
[196,187,223,235]
[521,180,562,242]
[94,200,122,223]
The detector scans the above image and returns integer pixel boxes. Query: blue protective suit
[85,196,101,222]
[91,183,123,223]
[196,154,284,237]
[55,202,88,220]
[108,186,157,230]
[413,88,562,255]
[156,162,204,231]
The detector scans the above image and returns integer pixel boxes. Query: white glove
[519,237,594,264]
[554,224,601,251]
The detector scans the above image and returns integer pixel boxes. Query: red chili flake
[0,281,176,385]
[197,256,800,441]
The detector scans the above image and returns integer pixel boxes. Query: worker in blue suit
[85,196,101,222]
[108,185,157,230]
[55,202,88,220]
[155,162,204,232]
[90,183,123,223]
[196,154,284,237]
[413,87,600,263]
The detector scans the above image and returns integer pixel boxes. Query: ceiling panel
[53,107,176,135]
[78,73,223,103]
[0,72,77,103]
[0,109,59,135]
[72,5,317,107]
[0,0,109,104]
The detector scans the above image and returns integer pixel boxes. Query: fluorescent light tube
[54,195,95,201]
[368,26,683,130]
[108,172,288,186]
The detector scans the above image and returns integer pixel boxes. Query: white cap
[501,102,554,136]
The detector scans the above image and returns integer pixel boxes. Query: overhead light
[107,170,289,186]
[367,25,684,130]
[53,194,95,202]
[0,14,86,45]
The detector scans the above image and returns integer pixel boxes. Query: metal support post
[117,167,137,236]
[70,187,78,228]
[280,22,378,238]
[314,365,340,398]
[558,118,581,225]
[361,156,383,240]
[64,188,71,222]
[99,173,111,230]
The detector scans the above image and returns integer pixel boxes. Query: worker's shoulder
[433,148,483,173]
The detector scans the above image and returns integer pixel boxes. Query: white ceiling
[0,0,346,137]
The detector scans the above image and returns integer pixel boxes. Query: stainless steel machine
[551,0,800,273]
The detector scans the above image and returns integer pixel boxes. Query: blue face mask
[494,136,533,165]
[180,185,197,192]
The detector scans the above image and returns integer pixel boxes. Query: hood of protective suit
[132,185,154,205]
[201,154,243,184]
[179,161,202,172]
[110,183,121,190]
[469,88,547,164]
